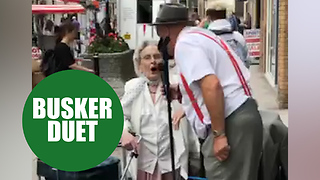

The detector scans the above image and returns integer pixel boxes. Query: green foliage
[87,33,130,54]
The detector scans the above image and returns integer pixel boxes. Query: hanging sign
[32,47,42,59]
[124,32,131,40]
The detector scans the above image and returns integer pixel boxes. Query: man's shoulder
[178,27,216,46]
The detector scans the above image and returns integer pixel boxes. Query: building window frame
[137,0,153,24]
[265,0,279,87]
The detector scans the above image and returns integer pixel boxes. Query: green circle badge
[23,70,124,171]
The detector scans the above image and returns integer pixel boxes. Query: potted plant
[87,32,130,53]
[81,32,135,96]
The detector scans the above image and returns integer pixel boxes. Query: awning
[32,4,85,14]
[56,0,81,3]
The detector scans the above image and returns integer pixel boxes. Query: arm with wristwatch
[165,79,230,162]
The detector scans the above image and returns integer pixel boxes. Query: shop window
[256,0,261,28]
[137,0,152,24]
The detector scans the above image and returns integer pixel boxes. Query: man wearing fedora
[153,3,263,180]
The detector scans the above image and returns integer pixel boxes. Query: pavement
[249,65,288,126]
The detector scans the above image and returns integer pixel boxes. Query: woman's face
[139,45,162,81]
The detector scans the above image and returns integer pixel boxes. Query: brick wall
[277,0,288,108]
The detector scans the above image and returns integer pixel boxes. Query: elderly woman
[120,40,199,180]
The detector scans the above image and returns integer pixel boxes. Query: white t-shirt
[174,26,251,139]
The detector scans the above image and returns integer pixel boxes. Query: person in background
[238,17,245,34]
[206,4,251,69]
[244,12,252,29]
[100,17,113,34]
[194,18,201,26]
[71,16,82,54]
[110,18,117,32]
[197,3,235,30]
[229,12,240,32]
[190,12,200,26]
[59,17,66,26]
[43,19,55,36]
[49,23,93,75]
[120,40,199,180]
[153,3,263,180]
[197,15,210,29]
[72,16,80,38]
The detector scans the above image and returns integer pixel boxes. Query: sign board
[32,47,42,59]
[124,33,131,40]
[244,29,260,58]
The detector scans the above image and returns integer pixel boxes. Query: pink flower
[89,35,96,44]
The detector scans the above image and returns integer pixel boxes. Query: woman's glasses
[141,53,162,61]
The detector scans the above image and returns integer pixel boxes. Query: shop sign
[244,29,260,58]
[124,33,131,40]
[32,47,42,59]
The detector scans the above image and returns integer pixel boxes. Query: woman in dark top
[54,22,94,73]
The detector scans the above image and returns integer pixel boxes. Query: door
[269,0,279,84]
[265,0,278,86]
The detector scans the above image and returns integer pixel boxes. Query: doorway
[265,0,279,86]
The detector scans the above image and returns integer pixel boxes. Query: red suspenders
[180,31,252,123]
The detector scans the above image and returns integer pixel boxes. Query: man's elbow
[200,75,223,94]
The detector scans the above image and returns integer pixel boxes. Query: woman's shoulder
[54,42,70,52]
[55,42,68,48]
[124,77,143,88]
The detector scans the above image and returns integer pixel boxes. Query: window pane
[137,0,152,24]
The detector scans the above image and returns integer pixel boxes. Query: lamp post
[93,53,100,76]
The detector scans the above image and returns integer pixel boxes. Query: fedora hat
[151,3,192,26]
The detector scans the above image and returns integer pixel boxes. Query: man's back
[175,26,251,138]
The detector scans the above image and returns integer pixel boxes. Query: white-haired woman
[120,40,199,180]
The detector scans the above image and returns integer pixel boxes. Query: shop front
[260,0,288,108]
[265,0,279,87]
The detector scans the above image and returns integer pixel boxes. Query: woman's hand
[161,84,182,102]
[121,131,139,153]
[87,69,95,74]
[172,109,186,130]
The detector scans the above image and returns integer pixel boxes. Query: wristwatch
[213,130,225,138]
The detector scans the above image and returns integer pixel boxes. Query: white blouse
[137,83,181,174]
